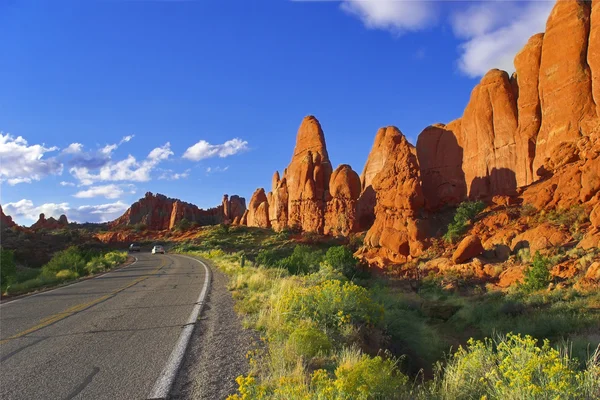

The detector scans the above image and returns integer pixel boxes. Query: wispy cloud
[73,184,136,199]
[183,138,248,162]
[451,1,553,77]
[205,166,229,174]
[159,168,191,180]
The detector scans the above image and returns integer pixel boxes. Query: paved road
[0,253,209,400]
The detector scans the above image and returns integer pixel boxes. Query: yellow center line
[0,257,169,344]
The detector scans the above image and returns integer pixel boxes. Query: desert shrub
[55,269,79,280]
[520,203,538,217]
[216,223,230,235]
[174,218,191,231]
[516,247,532,263]
[302,231,320,244]
[324,246,362,279]
[275,279,383,335]
[104,251,127,265]
[444,201,486,243]
[277,245,324,275]
[434,333,599,400]
[312,349,408,400]
[1,248,16,285]
[286,321,332,359]
[42,246,87,277]
[521,251,551,293]
[133,223,147,232]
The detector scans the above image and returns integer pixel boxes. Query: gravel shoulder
[171,257,255,400]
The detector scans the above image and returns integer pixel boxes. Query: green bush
[444,201,486,243]
[216,223,230,235]
[521,251,551,293]
[277,245,324,275]
[287,321,332,359]
[1,248,16,285]
[41,247,87,277]
[325,246,362,279]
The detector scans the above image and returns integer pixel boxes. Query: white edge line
[147,254,212,400]
[0,257,139,308]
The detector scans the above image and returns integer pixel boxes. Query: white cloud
[0,133,63,185]
[60,181,76,187]
[4,198,129,224]
[183,138,248,162]
[73,184,135,199]
[451,1,553,77]
[63,143,83,154]
[339,0,438,34]
[70,143,173,185]
[120,135,134,144]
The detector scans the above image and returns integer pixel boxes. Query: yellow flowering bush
[274,279,384,334]
[437,333,599,400]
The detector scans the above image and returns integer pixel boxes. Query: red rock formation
[324,164,361,236]
[417,120,466,209]
[514,33,544,187]
[268,172,289,231]
[534,0,596,176]
[461,69,518,198]
[31,213,69,230]
[285,116,332,232]
[247,188,270,228]
[358,130,427,265]
[0,205,16,229]
[111,192,232,230]
[222,194,247,224]
[357,127,402,229]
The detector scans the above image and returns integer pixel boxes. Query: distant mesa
[110,192,246,231]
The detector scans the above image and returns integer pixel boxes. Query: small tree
[444,201,486,243]
[0,248,16,286]
[522,251,551,292]
[325,246,358,279]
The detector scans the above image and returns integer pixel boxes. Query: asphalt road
[0,252,209,400]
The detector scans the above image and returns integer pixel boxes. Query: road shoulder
[170,257,255,400]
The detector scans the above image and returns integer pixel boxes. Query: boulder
[591,203,600,228]
[511,222,570,254]
[585,262,600,281]
[452,235,484,264]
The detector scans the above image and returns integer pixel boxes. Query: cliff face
[111,192,246,230]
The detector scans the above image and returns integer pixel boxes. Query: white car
[152,245,165,254]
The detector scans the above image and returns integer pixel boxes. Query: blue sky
[0,0,553,225]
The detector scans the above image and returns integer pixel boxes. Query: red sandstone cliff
[0,205,17,229]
